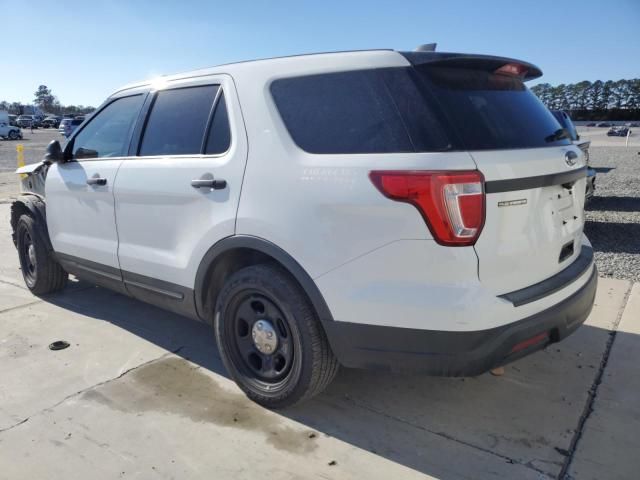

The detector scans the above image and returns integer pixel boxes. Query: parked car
[0,124,23,140]
[596,122,612,127]
[11,48,596,408]
[551,110,595,199]
[17,115,38,128]
[625,122,640,127]
[585,122,596,127]
[58,118,71,134]
[42,116,61,129]
[0,111,23,140]
[607,126,630,137]
[59,116,84,137]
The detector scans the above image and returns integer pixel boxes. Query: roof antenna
[415,43,437,52]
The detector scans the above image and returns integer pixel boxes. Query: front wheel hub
[27,244,36,269]
[252,320,278,354]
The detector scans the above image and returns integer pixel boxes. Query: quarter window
[72,95,144,160]
[205,92,231,154]
[139,85,218,156]
[270,69,451,154]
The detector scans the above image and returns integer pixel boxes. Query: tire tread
[16,214,67,295]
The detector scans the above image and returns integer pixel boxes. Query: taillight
[369,170,485,246]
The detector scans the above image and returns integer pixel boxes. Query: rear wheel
[214,264,338,408]
[16,214,67,294]
[8,130,19,140]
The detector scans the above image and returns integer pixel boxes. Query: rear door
[413,62,587,294]
[114,75,247,308]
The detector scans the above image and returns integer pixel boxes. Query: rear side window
[416,66,571,150]
[139,85,218,156]
[72,95,144,160]
[271,70,451,154]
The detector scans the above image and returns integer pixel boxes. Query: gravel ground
[585,146,640,282]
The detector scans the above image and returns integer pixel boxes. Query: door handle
[86,177,107,186]
[191,176,226,190]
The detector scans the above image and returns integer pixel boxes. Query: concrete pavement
[0,201,638,479]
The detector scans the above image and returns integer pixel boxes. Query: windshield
[414,66,571,150]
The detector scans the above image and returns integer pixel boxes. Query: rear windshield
[418,66,571,150]
[271,66,569,153]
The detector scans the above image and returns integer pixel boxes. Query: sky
[1,0,639,107]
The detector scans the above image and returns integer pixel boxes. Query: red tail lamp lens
[369,170,485,246]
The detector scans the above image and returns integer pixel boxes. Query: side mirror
[44,140,64,164]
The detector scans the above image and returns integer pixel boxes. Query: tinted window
[72,95,144,160]
[205,93,231,154]
[139,85,218,156]
[271,70,450,154]
[552,110,579,141]
[416,66,571,150]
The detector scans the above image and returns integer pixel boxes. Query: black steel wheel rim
[225,291,295,383]
[20,230,37,284]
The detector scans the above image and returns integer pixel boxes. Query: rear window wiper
[545,128,568,143]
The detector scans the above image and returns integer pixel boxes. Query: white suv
[11,49,597,408]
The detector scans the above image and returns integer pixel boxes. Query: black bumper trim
[498,245,593,307]
[324,266,597,376]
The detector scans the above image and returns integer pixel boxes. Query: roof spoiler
[400,51,543,81]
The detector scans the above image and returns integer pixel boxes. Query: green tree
[589,80,603,110]
[34,85,55,112]
[601,81,614,110]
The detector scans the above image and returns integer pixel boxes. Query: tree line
[0,85,95,116]
[531,79,640,121]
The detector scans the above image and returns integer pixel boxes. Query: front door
[113,75,248,311]
[45,93,146,289]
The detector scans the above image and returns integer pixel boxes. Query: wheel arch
[194,236,335,329]
[10,194,52,251]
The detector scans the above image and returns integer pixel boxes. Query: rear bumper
[325,265,597,376]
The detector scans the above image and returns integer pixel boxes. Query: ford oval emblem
[565,151,578,167]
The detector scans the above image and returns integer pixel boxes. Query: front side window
[139,85,218,156]
[72,95,144,160]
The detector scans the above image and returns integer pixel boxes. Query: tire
[16,214,68,295]
[8,130,19,140]
[214,264,339,409]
